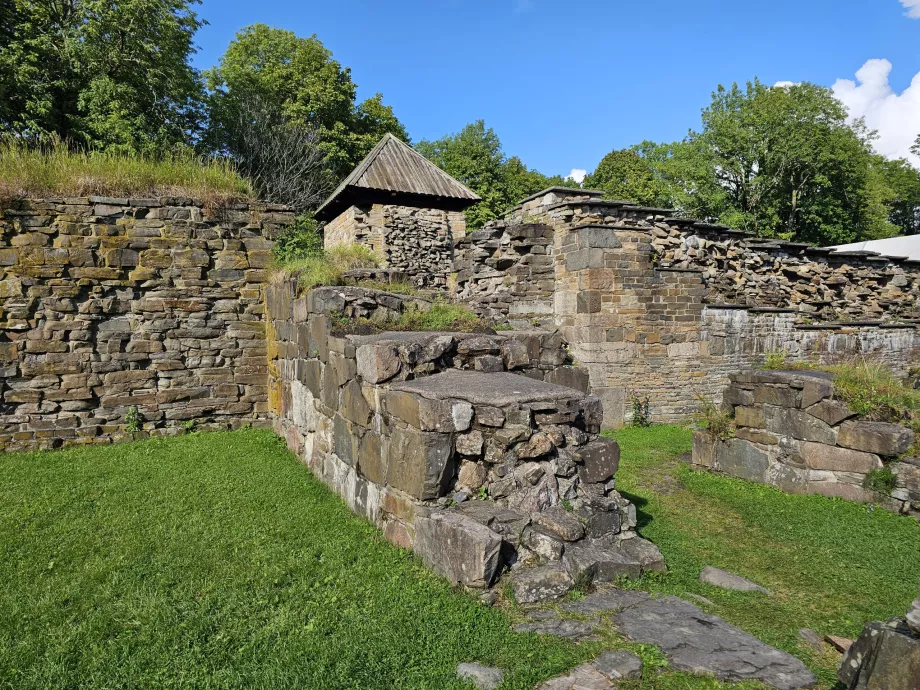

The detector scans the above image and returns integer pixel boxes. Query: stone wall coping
[656,267,705,274]
[517,187,605,205]
[747,307,798,314]
[704,303,750,310]
[4,196,292,212]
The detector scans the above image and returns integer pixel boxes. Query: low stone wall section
[0,197,294,451]
[693,370,919,517]
[265,282,665,592]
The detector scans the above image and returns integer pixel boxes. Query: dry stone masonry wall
[452,188,920,426]
[693,370,920,516]
[323,203,464,287]
[0,197,294,450]
[265,281,665,594]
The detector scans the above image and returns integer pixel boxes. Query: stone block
[356,343,400,384]
[413,510,503,588]
[386,426,453,500]
[563,541,642,587]
[800,441,882,473]
[544,366,590,393]
[806,399,855,427]
[532,506,585,542]
[340,380,372,426]
[839,619,920,690]
[838,421,915,457]
[511,563,573,604]
[735,406,765,429]
[574,438,620,484]
[712,438,770,483]
[521,526,565,562]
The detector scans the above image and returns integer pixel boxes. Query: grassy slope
[606,425,920,689]
[0,430,593,690]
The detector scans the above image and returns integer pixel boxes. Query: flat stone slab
[554,588,816,690]
[701,566,772,595]
[592,649,643,680]
[535,664,613,689]
[391,370,587,406]
[513,615,598,641]
[456,662,504,690]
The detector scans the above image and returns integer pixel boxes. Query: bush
[695,396,735,441]
[276,244,381,290]
[829,360,920,425]
[273,213,324,264]
[0,136,252,206]
[629,390,652,427]
[763,348,788,370]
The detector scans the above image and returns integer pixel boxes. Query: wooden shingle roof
[315,134,480,220]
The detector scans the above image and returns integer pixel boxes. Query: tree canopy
[203,24,407,181]
[0,0,205,153]
[416,121,567,229]
[587,80,920,245]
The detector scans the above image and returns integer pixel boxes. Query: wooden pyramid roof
[315,133,480,220]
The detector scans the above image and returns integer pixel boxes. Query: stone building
[315,134,479,287]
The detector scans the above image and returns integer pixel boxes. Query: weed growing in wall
[864,466,898,495]
[695,396,736,441]
[124,407,142,434]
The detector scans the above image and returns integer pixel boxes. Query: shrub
[763,348,787,370]
[277,244,381,290]
[828,360,920,425]
[0,136,252,206]
[864,466,897,495]
[695,396,735,441]
[629,390,652,428]
[272,213,324,264]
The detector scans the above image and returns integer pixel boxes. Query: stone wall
[452,189,920,426]
[0,197,294,451]
[323,203,465,288]
[693,370,920,517]
[265,282,665,593]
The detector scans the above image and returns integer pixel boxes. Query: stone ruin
[266,283,665,597]
[693,369,920,518]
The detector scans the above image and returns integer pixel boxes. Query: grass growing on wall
[0,137,253,205]
[273,243,382,290]
[605,425,920,689]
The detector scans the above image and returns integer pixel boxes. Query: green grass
[273,243,382,290]
[0,136,252,205]
[0,429,598,689]
[605,425,920,689]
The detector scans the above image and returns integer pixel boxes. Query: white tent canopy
[827,235,920,261]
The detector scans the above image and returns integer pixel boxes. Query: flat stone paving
[522,588,817,690]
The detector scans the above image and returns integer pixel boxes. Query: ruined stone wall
[453,189,920,426]
[693,370,920,517]
[0,197,294,450]
[324,204,464,287]
[265,282,670,591]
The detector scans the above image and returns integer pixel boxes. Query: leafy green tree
[204,24,407,181]
[0,0,205,153]
[592,81,895,245]
[416,121,566,229]
[584,148,669,206]
[912,135,920,159]
[878,157,920,235]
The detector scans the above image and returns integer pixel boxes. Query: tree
[591,81,895,245]
[0,0,205,153]
[230,98,330,213]
[912,135,920,159]
[204,24,407,182]
[878,157,920,235]
[416,121,566,229]
[584,148,669,206]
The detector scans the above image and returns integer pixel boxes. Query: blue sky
[194,0,920,179]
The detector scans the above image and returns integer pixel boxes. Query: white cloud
[773,80,798,88]
[831,59,920,165]
[900,0,920,19]
[567,168,587,184]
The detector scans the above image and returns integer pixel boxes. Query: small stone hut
[315,133,480,287]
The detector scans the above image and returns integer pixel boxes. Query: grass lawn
[606,425,920,689]
[0,430,594,690]
[3,427,917,689]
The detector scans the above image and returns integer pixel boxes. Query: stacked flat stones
[694,369,920,516]
[0,197,294,450]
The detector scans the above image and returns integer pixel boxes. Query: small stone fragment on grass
[456,662,504,690]
[536,663,614,689]
[825,634,854,653]
[683,592,716,608]
[700,566,772,595]
[592,649,643,680]
[514,618,598,641]
[798,628,824,653]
